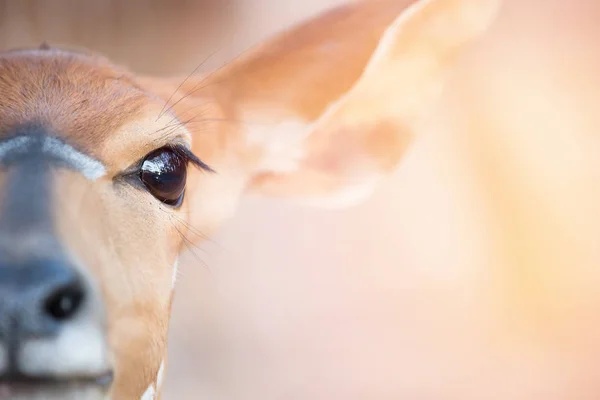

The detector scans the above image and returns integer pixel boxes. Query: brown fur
[0,49,148,150]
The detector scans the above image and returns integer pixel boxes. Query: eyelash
[165,144,214,173]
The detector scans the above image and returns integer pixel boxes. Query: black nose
[0,259,86,340]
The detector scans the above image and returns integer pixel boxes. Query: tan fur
[0,0,498,398]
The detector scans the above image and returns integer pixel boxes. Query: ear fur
[144,0,501,208]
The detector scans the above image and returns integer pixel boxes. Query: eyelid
[114,143,214,182]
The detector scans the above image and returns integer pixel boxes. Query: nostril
[44,282,85,321]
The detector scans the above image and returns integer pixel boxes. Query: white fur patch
[0,342,6,374]
[0,136,106,180]
[156,360,166,391]
[139,360,164,400]
[140,384,155,400]
[244,118,309,173]
[20,314,109,376]
[172,258,179,288]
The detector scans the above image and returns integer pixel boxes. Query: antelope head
[0,0,499,398]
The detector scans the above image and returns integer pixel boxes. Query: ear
[148,0,501,208]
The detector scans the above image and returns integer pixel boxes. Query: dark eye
[140,147,187,207]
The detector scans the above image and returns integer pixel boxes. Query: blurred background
[3,0,600,399]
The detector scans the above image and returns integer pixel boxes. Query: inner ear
[243,0,500,204]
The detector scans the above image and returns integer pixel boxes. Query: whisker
[165,116,266,133]
[148,114,269,149]
[167,213,225,251]
[157,199,223,250]
[160,76,232,114]
[169,217,215,280]
[160,100,221,129]
[159,40,264,118]
[157,48,224,121]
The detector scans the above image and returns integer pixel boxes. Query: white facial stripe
[0,136,106,180]
[0,136,30,160]
[42,136,106,180]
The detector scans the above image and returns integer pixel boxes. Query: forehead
[0,49,156,154]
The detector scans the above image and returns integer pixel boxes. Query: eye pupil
[140,147,187,206]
